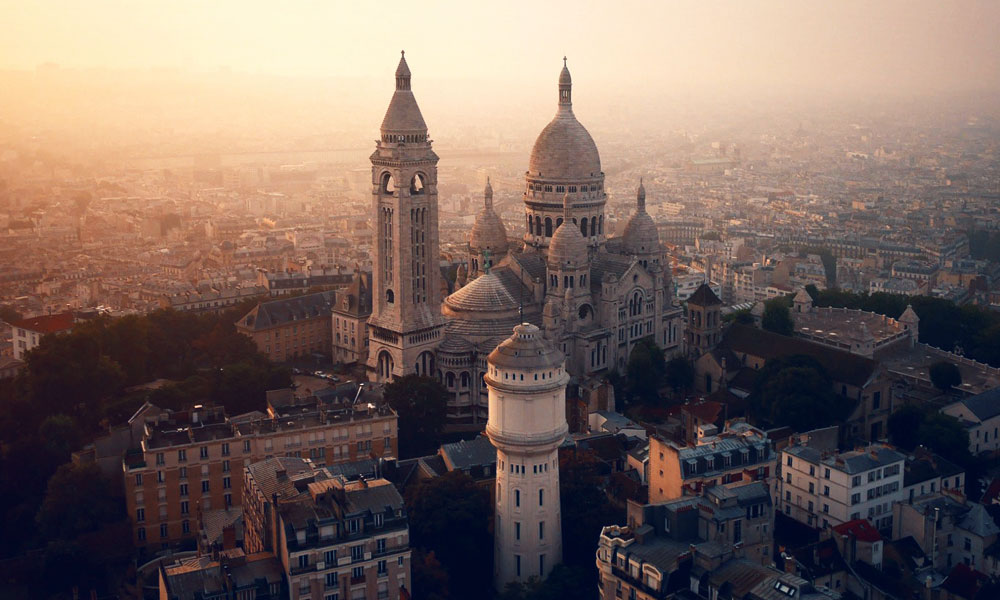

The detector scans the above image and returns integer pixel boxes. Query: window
[160,524,168,538]
[824,485,830,496]
[325,550,337,564]
[223,477,231,489]
[515,489,520,507]
[515,555,521,577]
[852,475,861,487]
[243,440,251,453]
[374,513,384,527]
[851,493,861,505]
[200,446,208,459]
[377,560,387,575]
[539,489,544,506]
[180,483,188,497]
[135,473,143,486]
[376,539,386,554]
[178,449,187,462]
[181,500,189,515]
[299,555,309,568]
[352,567,364,580]
[136,508,145,522]
[156,453,165,466]
[824,468,830,479]
[222,460,230,473]
[539,554,545,576]
[179,467,187,479]
[515,522,521,540]
[786,456,793,466]
[352,545,364,561]
[326,572,338,588]
[201,480,210,493]
[539,521,545,540]
[221,443,230,456]
[137,527,145,541]
[182,520,190,534]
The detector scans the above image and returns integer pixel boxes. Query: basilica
[366,52,683,424]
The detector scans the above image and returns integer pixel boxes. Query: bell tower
[367,51,444,382]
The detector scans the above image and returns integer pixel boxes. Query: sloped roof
[238,291,334,331]
[687,283,722,307]
[958,503,1000,538]
[721,324,878,388]
[833,519,882,543]
[955,388,1000,422]
[440,436,496,471]
[10,311,74,333]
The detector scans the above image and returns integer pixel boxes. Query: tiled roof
[237,291,334,331]
[954,387,1000,422]
[687,283,722,307]
[440,436,495,471]
[10,311,74,334]
[833,519,882,542]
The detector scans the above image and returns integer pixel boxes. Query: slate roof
[954,387,1000,422]
[590,252,633,288]
[440,436,496,471]
[958,503,1000,538]
[687,283,722,307]
[238,291,334,331]
[721,324,878,388]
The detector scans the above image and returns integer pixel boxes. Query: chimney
[223,524,237,550]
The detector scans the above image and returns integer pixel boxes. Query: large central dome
[527,60,601,181]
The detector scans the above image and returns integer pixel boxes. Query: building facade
[774,444,904,532]
[243,456,412,600]
[486,323,567,589]
[124,384,398,551]
[9,311,75,360]
[236,291,335,362]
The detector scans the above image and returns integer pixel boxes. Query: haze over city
[1,2,1000,600]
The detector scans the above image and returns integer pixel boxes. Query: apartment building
[941,388,1000,456]
[9,311,75,360]
[596,483,833,600]
[648,420,774,503]
[894,492,1000,575]
[124,383,397,552]
[236,291,335,362]
[774,444,905,532]
[244,457,411,600]
[331,272,372,365]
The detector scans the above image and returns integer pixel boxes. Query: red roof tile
[833,519,882,543]
[11,312,74,334]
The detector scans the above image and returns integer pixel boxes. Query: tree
[929,361,962,392]
[626,338,666,404]
[38,414,82,463]
[762,299,794,336]
[0,304,21,324]
[36,463,122,541]
[887,404,924,451]
[384,375,449,458]
[404,471,492,599]
[664,357,695,395]
[559,450,624,569]
[410,550,450,600]
[749,355,854,431]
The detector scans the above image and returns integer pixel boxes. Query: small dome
[621,180,659,255]
[469,177,508,255]
[487,323,564,371]
[548,195,587,266]
[445,271,519,313]
[438,334,474,354]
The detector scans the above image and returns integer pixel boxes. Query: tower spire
[395,50,411,90]
[637,178,646,212]
[558,57,572,108]
[484,176,493,209]
[563,191,572,219]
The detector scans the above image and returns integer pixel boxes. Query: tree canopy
[929,361,962,392]
[625,337,666,404]
[761,298,794,336]
[749,355,855,431]
[404,471,492,599]
[888,404,972,470]
[664,356,695,395]
[383,374,449,458]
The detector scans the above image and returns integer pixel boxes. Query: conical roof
[381,51,427,134]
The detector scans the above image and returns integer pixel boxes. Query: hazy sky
[3,0,999,96]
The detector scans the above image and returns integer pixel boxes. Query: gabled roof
[953,388,1000,422]
[958,503,1000,538]
[833,519,882,543]
[237,291,334,331]
[687,283,722,307]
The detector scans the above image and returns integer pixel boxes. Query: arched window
[599,215,604,234]
[446,372,455,388]
[528,215,534,234]
[377,351,394,381]
[380,172,396,194]
[556,218,563,229]
[416,351,435,377]
[410,173,426,195]
[461,372,470,388]
[580,217,588,237]
[545,218,553,237]
[386,289,394,304]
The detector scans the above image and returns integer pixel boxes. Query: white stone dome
[527,61,601,181]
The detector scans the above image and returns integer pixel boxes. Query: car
[327,374,340,382]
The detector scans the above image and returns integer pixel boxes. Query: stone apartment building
[331,273,372,365]
[941,388,1000,456]
[774,443,905,532]
[595,482,830,600]
[893,492,1000,575]
[9,311,75,360]
[648,420,774,503]
[124,383,397,552]
[236,291,335,362]
[243,457,411,600]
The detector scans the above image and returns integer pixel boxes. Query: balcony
[350,573,366,585]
